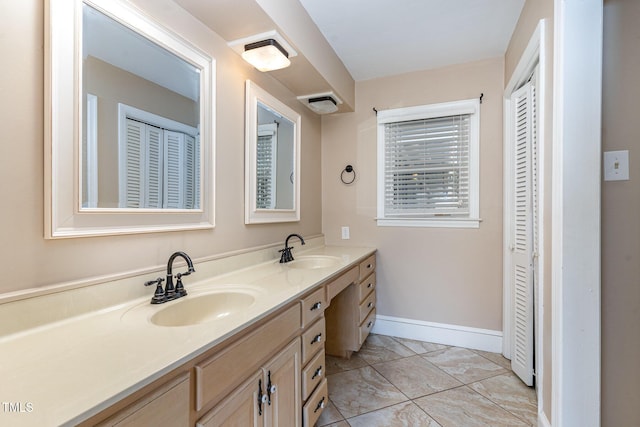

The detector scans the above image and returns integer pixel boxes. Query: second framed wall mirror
[245,81,301,224]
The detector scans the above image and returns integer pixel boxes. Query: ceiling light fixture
[242,38,290,72]
[308,96,338,114]
[297,92,342,114]
[229,31,297,73]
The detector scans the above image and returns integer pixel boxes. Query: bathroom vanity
[0,242,375,426]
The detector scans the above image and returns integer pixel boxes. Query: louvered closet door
[122,119,145,208]
[121,119,164,208]
[145,125,163,208]
[164,131,197,209]
[193,135,200,209]
[184,134,196,209]
[164,131,185,209]
[511,82,534,386]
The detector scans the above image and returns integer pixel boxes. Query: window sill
[376,218,481,229]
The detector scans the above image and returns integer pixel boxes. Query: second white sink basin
[150,291,256,327]
[286,255,341,270]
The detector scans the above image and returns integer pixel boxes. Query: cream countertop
[0,245,375,427]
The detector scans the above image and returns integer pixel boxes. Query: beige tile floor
[318,334,537,427]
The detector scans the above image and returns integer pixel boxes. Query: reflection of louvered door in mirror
[120,119,163,209]
[120,117,198,210]
[164,131,197,209]
[510,80,535,387]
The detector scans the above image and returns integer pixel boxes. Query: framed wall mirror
[45,0,215,238]
[245,81,301,224]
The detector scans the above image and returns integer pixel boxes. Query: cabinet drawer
[301,287,326,328]
[96,374,190,427]
[195,304,300,411]
[301,317,325,365]
[359,308,376,346]
[302,378,328,427]
[301,349,325,401]
[359,291,376,324]
[326,266,359,301]
[358,273,376,302]
[358,254,376,281]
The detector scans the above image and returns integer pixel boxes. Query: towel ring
[340,165,356,184]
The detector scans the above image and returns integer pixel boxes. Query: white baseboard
[371,314,503,353]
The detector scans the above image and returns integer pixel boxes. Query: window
[376,98,480,228]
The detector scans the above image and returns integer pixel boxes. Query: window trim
[376,98,481,228]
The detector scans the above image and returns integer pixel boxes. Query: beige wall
[602,0,640,425]
[322,58,504,331]
[504,0,554,419]
[0,0,322,295]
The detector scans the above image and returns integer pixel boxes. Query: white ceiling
[298,0,525,81]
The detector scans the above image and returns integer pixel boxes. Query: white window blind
[384,115,470,217]
[377,98,480,228]
[256,123,278,209]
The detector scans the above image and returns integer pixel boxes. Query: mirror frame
[44,0,215,238]
[245,80,301,224]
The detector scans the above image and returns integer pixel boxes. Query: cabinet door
[265,339,301,427]
[197,371,263,427]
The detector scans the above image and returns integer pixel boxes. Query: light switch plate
[341,226,350,240]
[604,150,629,181]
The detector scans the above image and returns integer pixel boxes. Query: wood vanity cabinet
[81,251,377,427]
[325,254,377,358]
[196,338,301,427]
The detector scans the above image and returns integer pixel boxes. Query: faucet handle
[145,277,166,304]
[279,247,293,263]
[144,277,164,287]
[175,273,188,298]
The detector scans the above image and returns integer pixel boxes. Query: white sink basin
[149,291,256,327]
[285,255,341,270]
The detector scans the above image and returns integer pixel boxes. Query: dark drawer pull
[367,302,373,308]
[367,321,373,328]
[311,333,322,345]
[311,366,323,380]
[366,263,372,269]
[314,397,326,413]
[367,282,372,288]
[310,301,322,311]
